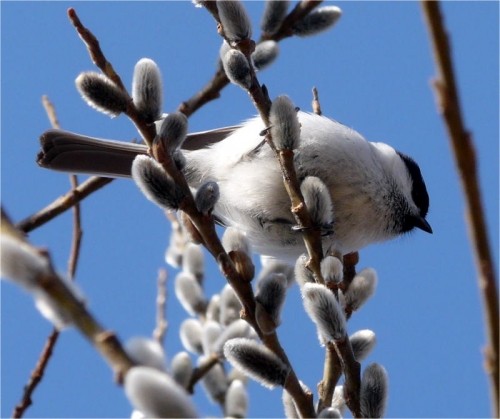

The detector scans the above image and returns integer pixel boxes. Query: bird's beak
[414,216,433,234]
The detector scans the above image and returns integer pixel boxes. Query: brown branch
[153,268,168,346]
[312,86,322,116]
[13,96,86,419]
[17,176,113,233]
[317,252,360,412]
[12,330,60,418]
[421,3,499,417]
[67,8,156,146]
[317,342,342,413]
[335,336,361,418]
[67,174,83,279]
[67,8,126,91]
[186,353,220,394]
[2,213,136,382]
[178,0,323,118]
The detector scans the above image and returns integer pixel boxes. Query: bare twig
[66,8,126,91]
[317,342,342,413]
[312,86,322,116]
[41,95,60,129]
[335,336,361,417]
[12,330,60,418]
[17,176,113,233]
[13,96,86,419]
[421,3,499,417]
[153,268,168,346]
[186,353,220,394]
[2,212,136,381]
[67,174,83,279]
[67,8,156,146]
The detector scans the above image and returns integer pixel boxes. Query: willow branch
[2,212,136,382]
[17,176,113,233]
[12,330,60,418]
[13,97,87,418]
[178,0,323,117]
[421,3,498,417]
[67,8,156,146]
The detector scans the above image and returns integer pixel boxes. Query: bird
[37,112,431,261]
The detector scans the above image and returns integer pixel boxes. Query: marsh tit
[38,112,431,260]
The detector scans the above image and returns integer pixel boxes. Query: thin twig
[3,213,136,381]
[67,8,156,146]
[187,353,220,394]
[317,342,342,413]
[421,3,499,417]
[312,86,322,116]
[13,96,86,419]
[17,176,113,233]
[67,174,83,279]
[12,330,60,418]
[153,268,168,346]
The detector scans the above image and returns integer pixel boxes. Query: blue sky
[1,1,498,418]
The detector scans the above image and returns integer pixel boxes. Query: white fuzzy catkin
[156,112,188,153]
[206,294,221,322]
[300,176,334,228]
[252,40,279,70]
[341,268,378,311]
[202,320,223,355]
[179,318,204,355]
[258,256,295,287]
[195,181,220,215]
[125,337,167,371]
[219,284,243,326]
[282,387,299,418]
[302,283,347,343]
[217,0,252,42]
[131,155,184,211]
[225,379,248,418]
[350,329,377,362]
[261,0,290,35]
[269,95,301,150]
[222,49,252,89]
[124,366,197,418]
[360,363,389,418]
[213,319,252,355]
[317,407,342,418]
[1,235,50,290]
[174,272,206,315]
[255,273,287,328]
[33,289,73,330]
[171,351,193,389]
[75,72,129,117]
[221,227,251,255]
[223,338,290,389]
[182,243,204,283]
[331,385,346,413]
[321,256,343,284]
[294,254,315,287]
[132,58,163,123]
[292,6,342,37]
